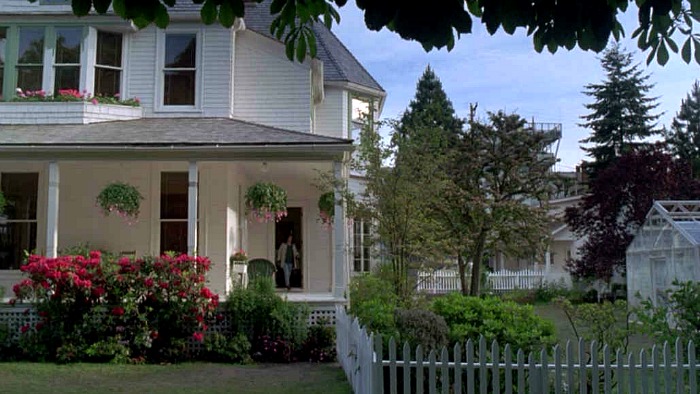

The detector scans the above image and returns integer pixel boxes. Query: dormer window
[162,33,197,106]
[17,27,44,92]
[94,31,123,96]
[54,27,82,91]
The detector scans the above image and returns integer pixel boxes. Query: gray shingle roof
[0,118,352,146]
[173,0,384,92]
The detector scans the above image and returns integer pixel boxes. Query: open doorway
[275,207,303,289]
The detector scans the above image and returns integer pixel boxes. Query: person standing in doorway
[276,234,299,290]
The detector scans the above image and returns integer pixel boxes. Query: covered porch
[0,118,352,306]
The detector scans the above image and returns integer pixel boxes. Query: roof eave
[0,143,353,161]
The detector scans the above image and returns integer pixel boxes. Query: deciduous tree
[565,146,700,281]
[61,0,700,65]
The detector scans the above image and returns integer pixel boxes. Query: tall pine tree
[579,44,661,177]
[667,80,700,177]
[395,66,464,158]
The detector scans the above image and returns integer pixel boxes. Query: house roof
[172,0,384,93]
[0,117,352,147]
[640,201,700,247]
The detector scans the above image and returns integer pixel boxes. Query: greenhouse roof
[648,201,700,246]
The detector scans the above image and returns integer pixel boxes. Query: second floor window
[163,33,196,106]
[95,31,122,97]
[54,27,82,91]
[17,27,44,92]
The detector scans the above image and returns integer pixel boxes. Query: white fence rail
[335,307,699,394]
[416,268,544,294]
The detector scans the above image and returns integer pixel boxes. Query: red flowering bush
[11,251,218,363]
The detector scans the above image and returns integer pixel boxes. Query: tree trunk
[469,228,488,296]
[457,253,469,295]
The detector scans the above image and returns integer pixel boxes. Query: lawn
[0,362,352,394]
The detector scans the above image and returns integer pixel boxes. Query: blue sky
[332,6,698,171]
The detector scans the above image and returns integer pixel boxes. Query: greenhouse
[626,201,700,308]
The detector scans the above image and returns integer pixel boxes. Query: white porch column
[333,160,348,298]
[544,246,552,274]
[46,161,59,258]
[187,161,198,255]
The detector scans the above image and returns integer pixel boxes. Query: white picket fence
[335,307,699,394]
[416,268,544,294]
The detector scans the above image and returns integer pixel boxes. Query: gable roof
[0,117,352,147]
[632,201,700,250]
[172,0,384,93]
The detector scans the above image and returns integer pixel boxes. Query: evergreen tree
[579,44,661,177]
[396,66,464,156]
[667,81,700,177]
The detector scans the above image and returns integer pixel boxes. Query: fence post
[428,350,437,394]
[579,339,588,394]
[652,345,660,394]
[466,340,475,394]
[675,338,683,394]
[375,334,385,394]
[404,342,411,394]
[663,341,672,394]
[492,340,500,394]
[566,341,574,393]
[454,343,462,394]
[516,349,525,394]
[641,349,649,394]
[689,341,696,394]
[504,344,512,394]
[416,345,424,394]
[603,344,611,394]
[628,352,636,394]
[554,345,562,394]
[441,347,449,394]
[479,336,487,394]
[389,337,397,394]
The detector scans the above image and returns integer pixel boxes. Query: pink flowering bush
[11,251,218,363]
[11,88,140,107]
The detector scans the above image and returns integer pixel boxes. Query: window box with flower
[245,182,288,223]
[0,89,142,125]
[229,249,249,289]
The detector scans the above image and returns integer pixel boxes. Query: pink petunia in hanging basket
[96,182,144,225]
[245,182,288,223]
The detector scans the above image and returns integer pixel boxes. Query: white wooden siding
[315,87,349,138]
[233,31,311,133]
[128,25,233,118]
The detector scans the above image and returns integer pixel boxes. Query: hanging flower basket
[245,182,288,223]
[96,182,144,224]
[318,192,334,228]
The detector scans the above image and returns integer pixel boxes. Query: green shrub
[301,321,336,362]
[349,274,400,338]
[432,294,556,353]
[225,277,309,356]
[534,280,569,303]
[559,298,630,353]
[394,308,448,352]
[203,332,252,363]
[84,338,131,364]
[634,280,700,345]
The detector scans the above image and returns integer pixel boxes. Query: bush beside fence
[336,307,699,394]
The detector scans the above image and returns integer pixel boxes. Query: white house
[626,201,700,308]
[0,0,386,318]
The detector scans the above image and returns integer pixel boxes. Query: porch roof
[0,117,352,147]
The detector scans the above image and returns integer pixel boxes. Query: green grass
[0,362,352,394]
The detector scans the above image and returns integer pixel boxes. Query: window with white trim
[353,219,372,272]
[94,31,122,97]
[54,27,82,91]
[16,27,44,92]
[0,173,38,270]
[162,33,197,106]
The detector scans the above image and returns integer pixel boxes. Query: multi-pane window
[163,34,196,105]
[0,28,6,99]
[0,173,38,270]
[54,27,82,91]
[160,172,188,254]
[353,220,371,273]
[95,31,122,97]
[17,27,44,92]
